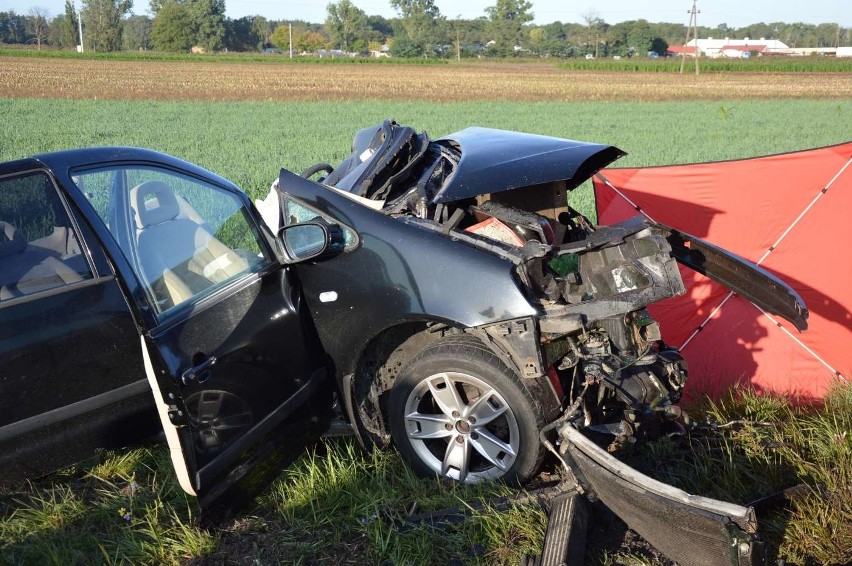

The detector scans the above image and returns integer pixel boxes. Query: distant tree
[151,2,194,51]
[626,19,653,54]
[223,16,260,51]
[324,0,367,52]
[270,25,328,54]
[581,10,605,56]
[527,23,572,57]
[485,0,533,56]
[293,29,328,53]
[81,0,132,51]
[150,0,224,52]
[188,0,225,51]
[390,0,441,57]
[26,7,50,49]
[365,14,393,38]
[59,0,79,47]
[123,14,152,50]
[251,15,272,49]
[48,14,64,45]
[269,24,290,52]
[0,12,25,44]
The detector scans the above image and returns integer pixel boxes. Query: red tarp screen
[593,143,852,400]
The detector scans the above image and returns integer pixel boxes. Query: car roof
[1,147,243,194]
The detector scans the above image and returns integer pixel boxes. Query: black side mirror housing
[278,221,345,263]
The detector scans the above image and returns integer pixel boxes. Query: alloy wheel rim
[403,371,519,483]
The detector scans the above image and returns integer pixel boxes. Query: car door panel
[62,162,332,513]
[142,269,330,490]
[0,169,159,486]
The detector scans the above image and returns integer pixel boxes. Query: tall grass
[623,382,852,565]
[0,47,448,65]
[2,386,848,564]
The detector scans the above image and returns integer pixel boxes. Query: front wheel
[388,336,545,485]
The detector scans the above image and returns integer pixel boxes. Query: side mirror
[278,221,344,263]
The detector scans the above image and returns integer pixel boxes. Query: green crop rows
[2,98,850,218]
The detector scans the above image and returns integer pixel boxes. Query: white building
[686,37,789,58]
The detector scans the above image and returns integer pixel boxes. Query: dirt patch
[2,57,849,103]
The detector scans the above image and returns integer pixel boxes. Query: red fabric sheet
[594,143,852,400]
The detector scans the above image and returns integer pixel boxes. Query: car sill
[0,378,149,443]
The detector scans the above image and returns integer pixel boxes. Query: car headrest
[0,221,26,258]
[131,181,181,228]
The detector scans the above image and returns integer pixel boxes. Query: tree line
[1,0,847,57]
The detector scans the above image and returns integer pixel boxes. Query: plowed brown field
[2,56,849,102]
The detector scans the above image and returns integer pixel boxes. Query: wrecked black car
[0,121,807,564]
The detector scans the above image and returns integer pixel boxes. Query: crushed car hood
[431,127,626,204]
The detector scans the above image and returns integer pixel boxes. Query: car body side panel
[277,168,537,378]
[431,127,626,203]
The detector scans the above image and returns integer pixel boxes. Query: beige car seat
[0,220,86,300]
[130,181,249,310]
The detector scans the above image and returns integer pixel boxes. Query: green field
[2,98,850,217]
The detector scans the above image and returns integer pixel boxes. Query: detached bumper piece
[554,425,765,566]
[536,489,589,566]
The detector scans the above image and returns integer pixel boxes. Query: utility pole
[289,23,293,58]
[75,0,84,53]
[680,0,700,74]
[455,14,461,62]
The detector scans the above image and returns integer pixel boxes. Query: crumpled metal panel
[431,127,625,204]
[560,425,763,566]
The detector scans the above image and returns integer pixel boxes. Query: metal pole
[289,23,293,58]
[76,0,84,53]
[679,8,690,73]
[693,1,700,75]
[680,0,700,75]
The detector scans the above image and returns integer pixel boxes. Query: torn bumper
[558,424,764,566]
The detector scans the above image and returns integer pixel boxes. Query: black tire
[388,335,545,485]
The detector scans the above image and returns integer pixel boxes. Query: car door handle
[181,356,217,385]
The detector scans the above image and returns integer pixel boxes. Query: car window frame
[68,163,279,326]
[0,168,102,310]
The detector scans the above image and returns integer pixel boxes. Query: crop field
[0,54,851,565]
[2,55,852,103]
[2,96,850,220]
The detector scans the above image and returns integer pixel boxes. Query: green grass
[1,98,849,219]
[621,383,852,565]
[2,385,848,564]
[4,48,851,73]
[0,439,546,565]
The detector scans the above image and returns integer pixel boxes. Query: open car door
[69,161,333,517]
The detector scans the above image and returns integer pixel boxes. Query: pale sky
[3,0,849,28]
